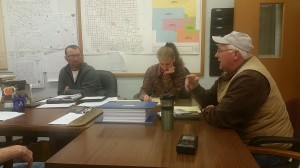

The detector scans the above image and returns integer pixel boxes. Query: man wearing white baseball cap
[185,31,293,167]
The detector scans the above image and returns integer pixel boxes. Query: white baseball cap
[212,31,254,53]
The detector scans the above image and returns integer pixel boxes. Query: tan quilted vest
[217,56,293,149]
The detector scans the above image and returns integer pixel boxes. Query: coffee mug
[13,97,26,112]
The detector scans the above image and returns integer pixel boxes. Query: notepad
[157,106,201,120]
[174,106,201,114]
[151,97,161,104]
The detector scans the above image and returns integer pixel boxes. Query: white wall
[31,0,234,100]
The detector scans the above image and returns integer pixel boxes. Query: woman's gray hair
[227,44,252,60]
[157,46,174,60]
[157,42,184,67]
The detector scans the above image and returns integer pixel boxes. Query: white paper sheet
[48,113,84,125]
[81,96,105,100]
[77,102,107,107]
[78,97,118,107]
[37,103,75,108]
[0,112,24,121]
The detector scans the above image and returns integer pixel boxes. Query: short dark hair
[65,45,81,56]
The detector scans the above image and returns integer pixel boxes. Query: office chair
[247,97,300,168]
[96,70,118,97]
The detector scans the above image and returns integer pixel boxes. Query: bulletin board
[0,0,7,70]
[78,0,205,76]
[0,0,205,82]
[0,0,78,87]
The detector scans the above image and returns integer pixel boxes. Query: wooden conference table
[0,107,96,153]
[45,100,259,168]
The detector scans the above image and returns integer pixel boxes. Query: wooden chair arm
[248,136,300,146]
[248,146,300,160]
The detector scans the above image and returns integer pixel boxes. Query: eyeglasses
[67,54,82,58]
[217,48,234,53]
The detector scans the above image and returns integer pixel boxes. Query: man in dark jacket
[57,45,104,96]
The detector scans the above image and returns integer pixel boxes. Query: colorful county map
[152,0,199,43]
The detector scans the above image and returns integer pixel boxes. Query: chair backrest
[96,70,118,97]
[285,97,300,139]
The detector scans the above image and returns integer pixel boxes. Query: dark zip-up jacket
[57,62,104,96]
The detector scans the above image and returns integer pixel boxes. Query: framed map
[78,0,205,75]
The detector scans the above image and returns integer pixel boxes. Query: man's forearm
[192,85,217,108]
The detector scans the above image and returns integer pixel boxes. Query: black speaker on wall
[210,8,234,76]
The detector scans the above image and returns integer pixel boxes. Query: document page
[0,112,24,121]
[78,97,118,107]
[81,96,105,100]
[49,113,84,125]
[37,103,75,108]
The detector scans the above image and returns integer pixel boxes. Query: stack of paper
[99,101,158,123]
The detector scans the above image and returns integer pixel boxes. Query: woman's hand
[163,66,175,76]
[143,95,152,101]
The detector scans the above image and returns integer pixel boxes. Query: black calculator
[176,134,198,155]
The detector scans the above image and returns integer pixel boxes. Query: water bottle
[160,93,174,131]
